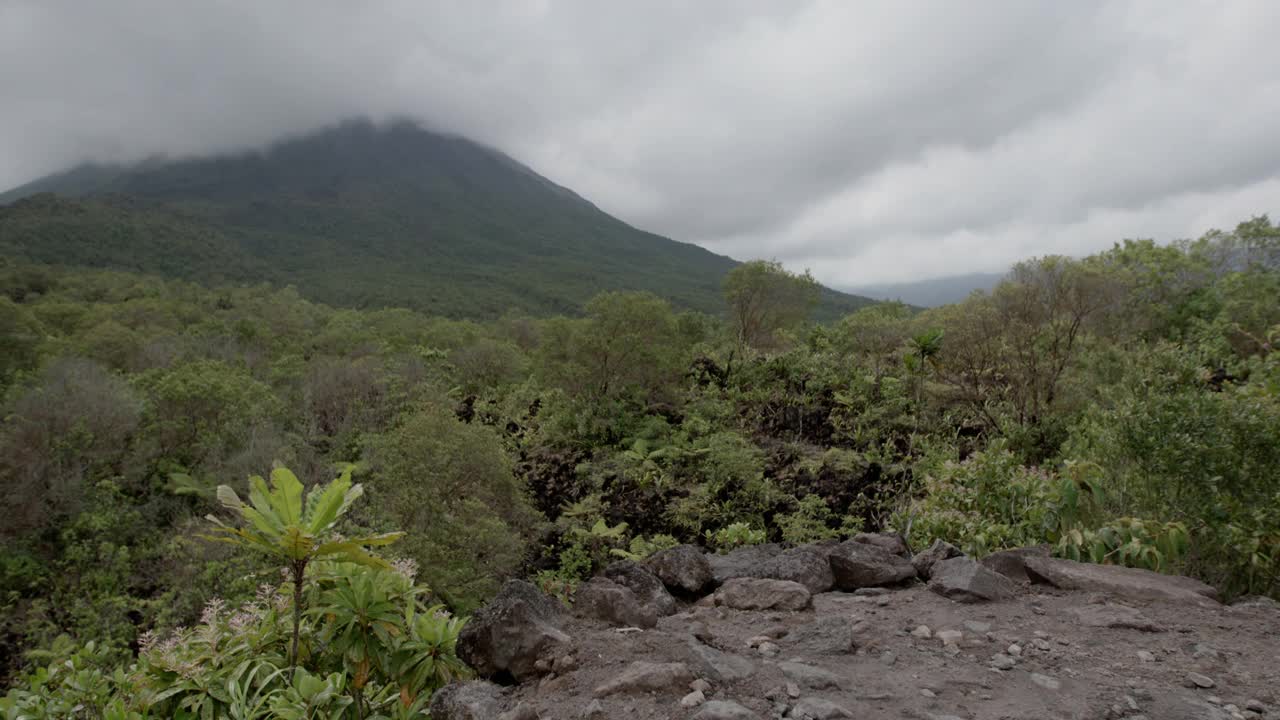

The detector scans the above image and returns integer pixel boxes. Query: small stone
[1186,672,1216,689]
[1030,673,1061,691]
[1245,699,1266,713]
[690,678,711,693]
[681,690,706,708]
[582,699,606,718]
[757,642,780,657]
[1007,643,1023,657]
[746,635,771,648]
[990,653,1017,671]
[1032,638,1051,651]
[1125,696,1140,712]
[1208,696,1223,705]
[936,630,963,646]
[963,620,992,633]
[879,651,897,666]
[920,688,937,698]
[1136,650,1155,662]
[787,681,801,698]
[911,625,933,639]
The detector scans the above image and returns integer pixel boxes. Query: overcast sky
[2,1,1278,286]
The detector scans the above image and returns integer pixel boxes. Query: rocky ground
[430,537,1280,720]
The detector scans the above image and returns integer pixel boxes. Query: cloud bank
[2,0,1277,285]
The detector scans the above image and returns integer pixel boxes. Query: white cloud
[1,0,1277,285]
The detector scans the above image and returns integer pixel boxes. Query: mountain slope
[0,119,874,319]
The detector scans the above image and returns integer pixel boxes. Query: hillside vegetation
[0,119,872,320]
[0,217,1277,717]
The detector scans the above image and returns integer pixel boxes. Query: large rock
[714,577,812,611]
[686,638,756,682]
[912,539,963,580]
[646,545,714,595]
[787,616,874,655]
[693,701,761,720]
[1067,604,1163,632]
[573,577,658,629]
[1023,556,1219,604]
[980,545,1051,583]
[928,557,1017,603]
[1232,595,1280,611]
[705,544,786,587]
[779,661,844,689]
[851,532,911,558]
[427,681,506,720]
[827,540,917,589]
[592,661,693,697]
[752,547,834,594]
[791,697,854,719]
[456,580,570,681]
[603,560,677,616]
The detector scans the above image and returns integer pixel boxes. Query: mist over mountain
[0,118,873,319]
[848,271,1006,307]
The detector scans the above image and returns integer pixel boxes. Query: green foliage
[2,213,1280,706]
[369,408,539,611]
[705,522,767,552]
[723,260,821,352]
[777,495,841,545]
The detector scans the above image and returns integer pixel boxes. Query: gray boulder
[573,577,658,628]
[791,697,854,719]
[603,560,677,616]
[705,543,786,587]
[851,532,911,558]
[1067,603,1163,632]
[752,546,834,594]
[592,661,693,697]
[928,557,1017,603]
[646,545,714,595]
[427,681,506,720]
[714,577,812,611]
[980,545,1051,583]
[911,539,963,580]
[779,661,844,689]
[686,638,756,682]
[787,616,873,655]
[693,700,761,720]
[456,580,570,681]
[1023,556,1219,604]
[828,540,917,589]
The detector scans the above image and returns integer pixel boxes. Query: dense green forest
[1,216,1278,717]
[0,120,872,321]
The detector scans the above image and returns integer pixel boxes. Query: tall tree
[723,260,820,352]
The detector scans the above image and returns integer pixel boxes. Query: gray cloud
[1,0,1277,285]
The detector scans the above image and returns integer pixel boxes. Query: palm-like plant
[205,464,403,668]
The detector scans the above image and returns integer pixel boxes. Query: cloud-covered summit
[2,1,1277,285]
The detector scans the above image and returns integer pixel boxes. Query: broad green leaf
[270,467,304,524]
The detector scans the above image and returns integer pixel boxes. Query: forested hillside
[0,119,872,320]
[1,217,1277,717]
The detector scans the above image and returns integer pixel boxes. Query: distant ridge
[848,271,1006,307]
[0,118,874,319]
